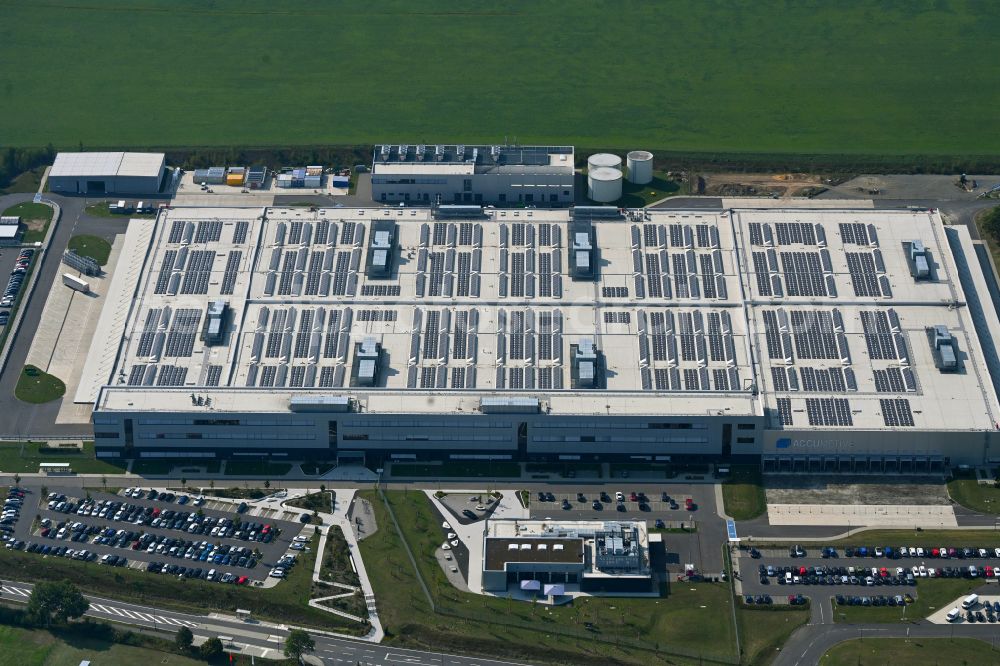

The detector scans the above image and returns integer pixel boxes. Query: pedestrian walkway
[767,503,958,527]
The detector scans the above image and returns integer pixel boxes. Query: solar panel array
[194,220,223,244]
[220,250,242,295]
[405,308,480,389]
[880,398,915,427]
[805,398,853,426]
[628,221,725,301]
[361,284,401,297]
[774,222,817,246]
[414,222,483,299]
[180,250,215,295]
[839,222,871,246]
[780,252,827,297]
[603,312,631,324]
[164,309,200,357]
[233,220,250,244]
[776,397,793,425]
[602,286,629,298]
[156,365,188,386]
[873,366,918,393]
[790,310,839,359]
[846,252,889,297]
[860,310,907,361]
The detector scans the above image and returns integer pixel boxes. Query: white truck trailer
[62,273,90,294]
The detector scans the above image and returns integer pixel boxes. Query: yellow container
[226,173,245,186]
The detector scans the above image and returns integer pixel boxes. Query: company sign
[775,437,856,451]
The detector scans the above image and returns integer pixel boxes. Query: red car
[236,576,249,585]
[262,524,271,534]
[879,567,888,577]
[986,566,995,578]
[685,498,695,510]
[629,492,638,502]
[931,548,940,557]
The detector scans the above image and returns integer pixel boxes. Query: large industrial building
[82,203,1000,470]
[48,152,166,195]
[370,144,575,206]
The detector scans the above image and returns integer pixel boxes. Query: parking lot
[737,543,1000,600]
[0,247,36,327]
[528,484,707,525]
[1,485,306,586]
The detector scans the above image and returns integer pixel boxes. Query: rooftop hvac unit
[416,145,426,160]
[456,144,466,160]
[434,145,445,161]
[380,145,391,161]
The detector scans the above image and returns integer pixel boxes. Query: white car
[918,565,927,577]
[908,547,916,557]
[293,535,309,543]
[979,548,989,559]
[895,567,905,576]
[290,543,305,551]
[615,491,625,502]
[915,547,924,557]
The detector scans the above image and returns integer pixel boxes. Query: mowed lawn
[821,637,1000,665]
[0,624,207,666]
[1,1,997,155]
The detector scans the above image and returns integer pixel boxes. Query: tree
[13,473,20,486]
[174,626,194,651]
[264,479,271,489]
[284,629,315,660]
[199,636,224,659]
[180,477,187,489]
[101,475,107,491]
[319,484,326,493]
[40,485,47,498]
[26,581,89,626]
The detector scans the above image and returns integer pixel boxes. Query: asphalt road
[0,578,529,666]
[774,620,1000,666]
[0,192,127,439]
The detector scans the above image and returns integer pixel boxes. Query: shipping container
[305,165,323,176]
[331,175,350,187]
[303,175,323,188]
[194,167,226,184]
[226,172,245,186]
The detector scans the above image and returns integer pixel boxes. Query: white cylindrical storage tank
[587,152,622,172]
[588,167,623,202]
[627,150,654,184]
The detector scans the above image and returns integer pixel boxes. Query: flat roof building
[482,519,652,594]
[371,144,575,206]
[49,152,166,195]
[83,204,1000,471]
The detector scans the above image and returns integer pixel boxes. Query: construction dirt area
[764,476,951,506]
[698,172,837,197]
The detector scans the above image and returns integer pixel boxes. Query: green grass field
[1,1,997,156]
[0,440,125,474]
[357,489,737,665]
[66,235,111,266]
[15,365,65,404]
[738,606,809,665]
[948,475,1000,515]
[722,466,767,521]
[0,624,209,666]
[821,637,999,665]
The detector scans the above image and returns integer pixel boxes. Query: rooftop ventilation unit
[380,145,391,161]
[928,324,959,372]
[456,144,466,160]
[470,147,479,163]
[201,300,230,346]
[434,145,445,161]
[397,145,408,161]
[490,145,501,161]
[907,240,932,280]
[569,221,597,281]
[416,145,426,161]
[351,336,383,387]
[571,338,605,389]
[366,220,397,278]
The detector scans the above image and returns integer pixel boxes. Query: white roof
[117,152,165,177]
[0,226,18,239]
[51,152,123,177]
[50,152,164,178]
